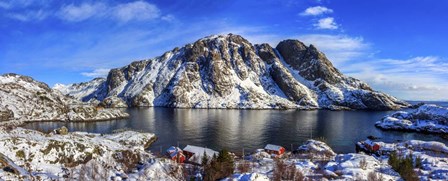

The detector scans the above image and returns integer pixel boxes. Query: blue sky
[1,0,447,101]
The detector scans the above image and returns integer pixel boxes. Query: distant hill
[0,73,128,122]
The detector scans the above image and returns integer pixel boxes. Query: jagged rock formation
[56,34,409,110]
[0,73,128,122]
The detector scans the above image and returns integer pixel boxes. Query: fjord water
[24,101,448,154]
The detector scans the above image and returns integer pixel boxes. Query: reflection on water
[24,107,448,154]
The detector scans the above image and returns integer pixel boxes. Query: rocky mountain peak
[255,43,277,64]
[276,39,343,84]
[55,34,409,110]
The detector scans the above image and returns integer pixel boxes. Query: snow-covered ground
[2,126,448,181]
[361,139,448,180]
[376,104,448,133]
[232,139,448,180]
[225,173,270,181]
[233,140,400,180]
[0,126,183,180]
[324,153,399,180]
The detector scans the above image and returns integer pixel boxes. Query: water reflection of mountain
[24,106,448,153]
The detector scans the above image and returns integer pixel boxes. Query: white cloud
[161,14,175,22]
[2,1,168,23]
[81,68,110,78]
[344,56,448,101]
[0,0,37,9]
[59,3,106,22]
[7,9,48,22]
[300,6,333,16]
[0,1,10,9]
[314,17,338,30]
[57,1,163,22]
[298,34,370,65]
[7,13,28,21]
[114,1,160,22]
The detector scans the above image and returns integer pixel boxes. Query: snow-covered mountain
[56,34,409,110]
[0,73,128,122]
[54,77,107,103]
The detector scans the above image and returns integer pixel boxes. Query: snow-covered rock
[376,104,448,133]
[0,127,182,180]
[226,173,270,181]
[0,73,128,123]
[297,139,336,159]
[56,34,409,110]
[324,153,399,180]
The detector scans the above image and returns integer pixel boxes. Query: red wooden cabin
[264,144,286,155]
[364,140,380,152]
[166,146,186,163]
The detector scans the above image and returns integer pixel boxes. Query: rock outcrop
[56,34,409,110]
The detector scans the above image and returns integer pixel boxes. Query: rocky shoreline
[375,104,448,134]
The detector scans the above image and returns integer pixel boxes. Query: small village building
[166,146,185,163]
[264,144,285,155]
[183,145,218,164]
[364,140,381,152]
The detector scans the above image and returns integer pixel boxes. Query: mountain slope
[56,34,409,110]
[0,73,128,122]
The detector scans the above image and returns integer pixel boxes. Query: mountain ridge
[0,73,128,123]
[55,34,409,110]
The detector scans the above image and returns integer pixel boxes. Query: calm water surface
[24,102,448,154]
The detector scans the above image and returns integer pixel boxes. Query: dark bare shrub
[237,160,251,173]
[360,157,368,170]
[368,172,384,181]
[295,170,305,181]
[273,159,286,181]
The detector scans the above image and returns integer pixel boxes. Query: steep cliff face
[274,39,408,110]
[56,34,409,110]
[0,73,128,122]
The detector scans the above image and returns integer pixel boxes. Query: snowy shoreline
[2,125,448,180]
[375,104,448,134]
[0,108,130,128]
